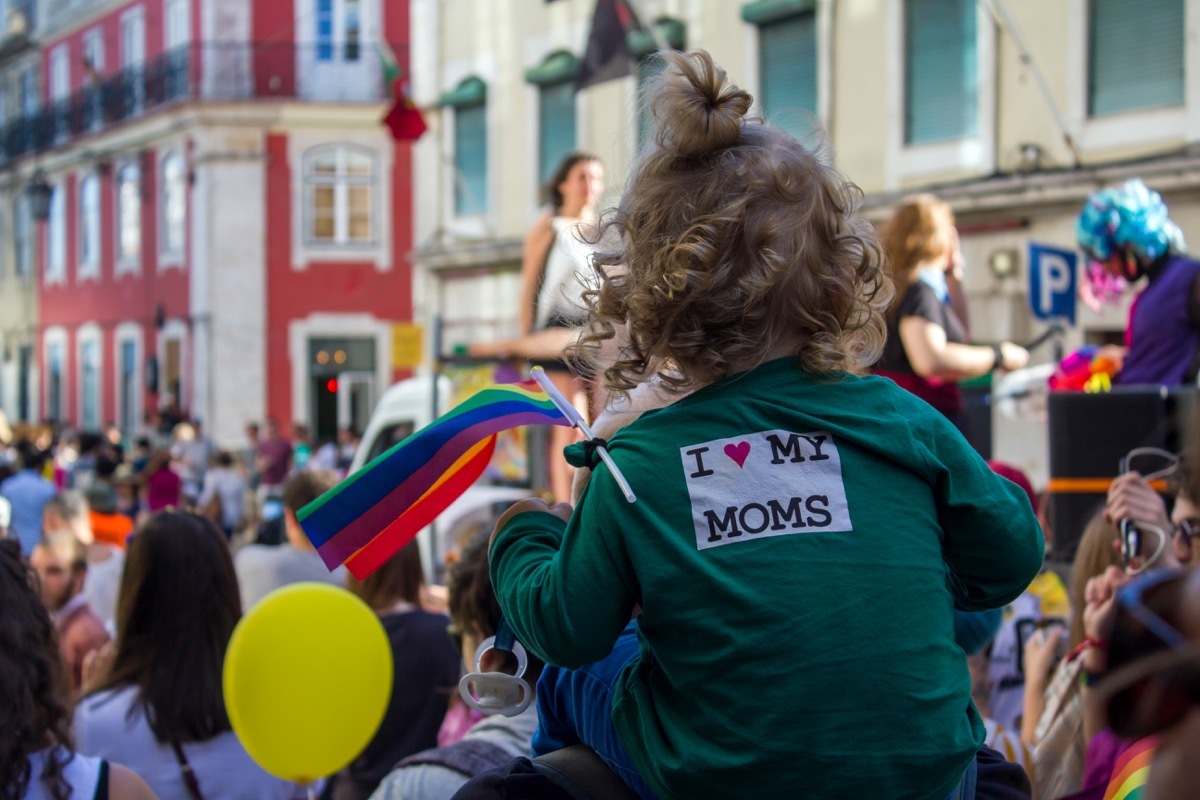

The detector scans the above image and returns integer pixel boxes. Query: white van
[351,374,530,581]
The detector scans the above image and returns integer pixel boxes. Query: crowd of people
[5,48,1200,800]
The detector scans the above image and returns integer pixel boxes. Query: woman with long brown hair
[74,512,304,799]
[0,538,153,800]
[875,194,1028,431]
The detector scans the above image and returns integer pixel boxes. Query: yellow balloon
[223,582,394,783]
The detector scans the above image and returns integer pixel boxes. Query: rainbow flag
[1102,736,1158,800]
[298,379,572,579]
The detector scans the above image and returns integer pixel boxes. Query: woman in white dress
[473,153,605,502]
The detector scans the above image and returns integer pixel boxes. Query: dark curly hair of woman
[0,538,74,800]
[577,50,891,398]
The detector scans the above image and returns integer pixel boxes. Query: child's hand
[1081,566,1130,673]
[489,497,574,547]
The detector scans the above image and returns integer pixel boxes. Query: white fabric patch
[680,429,852,551]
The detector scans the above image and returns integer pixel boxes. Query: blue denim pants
[531,622,658,799]
[531,621,1019,800]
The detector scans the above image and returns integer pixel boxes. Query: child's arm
[489,486,638,669]
[924,428,1045,610]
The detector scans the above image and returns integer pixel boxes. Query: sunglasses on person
[1096,568,1200,740]
[1174,518,1200,546]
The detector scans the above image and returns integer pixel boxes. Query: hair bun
[649,50,752,158]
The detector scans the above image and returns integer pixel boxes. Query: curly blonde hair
[576,50,890,398]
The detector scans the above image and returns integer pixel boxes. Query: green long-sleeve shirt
[491,358,1044,799]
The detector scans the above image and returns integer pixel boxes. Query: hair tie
[580,437,609,470]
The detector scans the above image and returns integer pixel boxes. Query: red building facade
[19,0,414,445]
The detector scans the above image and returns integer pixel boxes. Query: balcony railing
[0,42,393,164]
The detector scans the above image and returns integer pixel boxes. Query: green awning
[627,17,686,57]
[741,0,817,26]
[525,50,580,86]
[439,76,487,108]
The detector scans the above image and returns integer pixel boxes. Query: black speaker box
[1047,387,1197,562]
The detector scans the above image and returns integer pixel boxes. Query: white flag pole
[531,367,636,503]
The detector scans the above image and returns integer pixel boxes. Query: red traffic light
[325,378,338,393]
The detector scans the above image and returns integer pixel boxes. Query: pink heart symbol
[724,442,751,468]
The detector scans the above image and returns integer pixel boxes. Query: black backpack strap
[397,739,514,779]
[93,760,110,800]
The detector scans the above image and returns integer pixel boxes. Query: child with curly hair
[487,50,1043,799]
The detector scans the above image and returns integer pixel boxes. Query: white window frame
[883,0,996,190]
[309,0,366,63]
[302,144,377,247]
[83,28,105,72]
[49,44,70,101]
[121,5,146,114]
[76,323,102,431]
[115,161,142,274]
[440,56,497,238]
[114,322,143,439]
[78,171,100,281]
[45,180,66,286]
[121,6,146,67]
[1066,0,1200,153]
[287,312,391,433]
[43,326,68,423]
[742,2,834,137]
[157,318,187,412]
[14,193,31,277]
[165,0,190,51]
[159,150,186,267]
[19,67,36,116]
[289,134,392,271]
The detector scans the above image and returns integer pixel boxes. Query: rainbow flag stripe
[298,379,571,576]
[1102,736,1158,800]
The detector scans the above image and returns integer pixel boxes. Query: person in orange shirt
[84,482,134,549]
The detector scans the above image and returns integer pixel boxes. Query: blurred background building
[408,0,1196,477]
[0,0,1195,453]
[410,0,1192,359]
[0,0,417,444]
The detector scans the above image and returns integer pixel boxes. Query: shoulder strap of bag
[93,759,110,800]
[171,741,206,800]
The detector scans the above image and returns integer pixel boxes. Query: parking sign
[1028,243,1077,325]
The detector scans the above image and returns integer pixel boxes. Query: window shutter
[759,12,817,139]
[636,54,666,151]
[455,104,488,215]
[904,0,977,145]
[1089,0,1183,116]
[538,81,577,185]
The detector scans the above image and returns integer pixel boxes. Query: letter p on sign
[1028,243,1077,325]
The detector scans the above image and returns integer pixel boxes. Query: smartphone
[1016,617,1069,675]
[1117,456,1141,568]
[261,498,284,522]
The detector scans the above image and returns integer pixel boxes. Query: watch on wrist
[989,344,1004,371]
